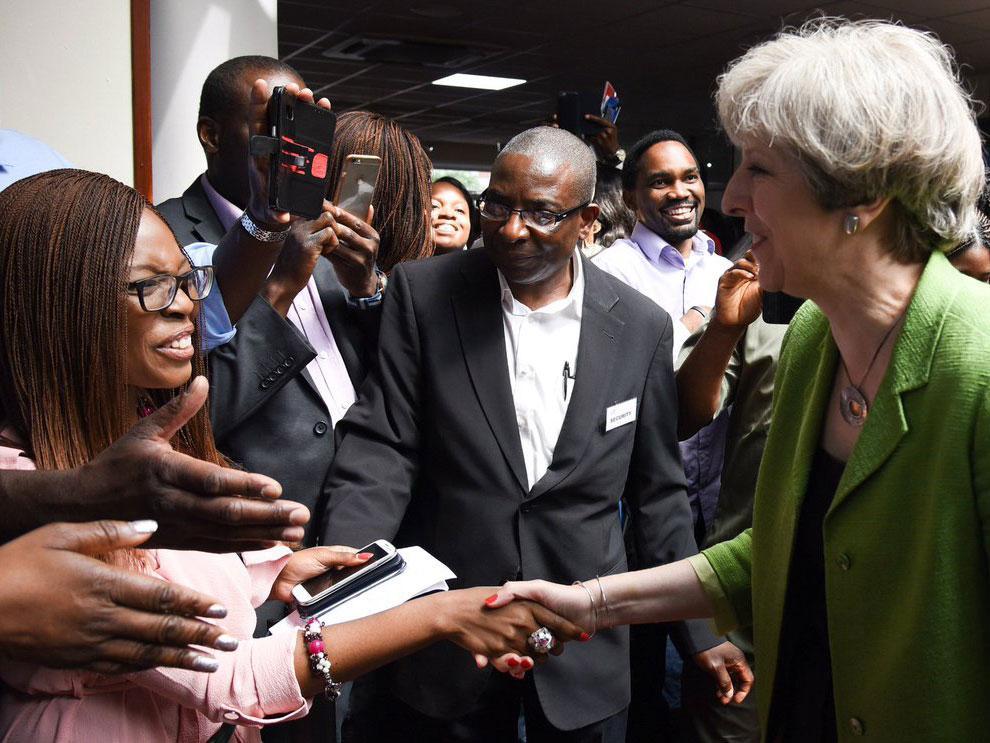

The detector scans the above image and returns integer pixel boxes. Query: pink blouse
[0,437,311,742]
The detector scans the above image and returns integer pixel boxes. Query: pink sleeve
[129,629,311,728]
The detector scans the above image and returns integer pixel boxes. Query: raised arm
[676,253,761,440]
[209,80,332,324]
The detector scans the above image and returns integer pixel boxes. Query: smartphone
[292,539,405,617]
[762,291,805,324]
[557,91,603,138]
[333,154,381,221]
[267,86,337,219]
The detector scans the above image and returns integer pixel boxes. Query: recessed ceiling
[278,0,990,169]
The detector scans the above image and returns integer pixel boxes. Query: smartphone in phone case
[557,91,604,138]
[333,154,381,221]
[267,87,337,219]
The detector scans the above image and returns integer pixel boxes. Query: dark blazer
[320,248,719,731]
[157,178,377,533]
[207,259,377,536]
[157,177,226,246]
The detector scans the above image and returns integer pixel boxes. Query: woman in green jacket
[488,19,990,742]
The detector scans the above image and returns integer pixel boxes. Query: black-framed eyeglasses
[476,190,589,232]
[126,266,215,312]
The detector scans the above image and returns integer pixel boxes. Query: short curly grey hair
[716,18,985,262]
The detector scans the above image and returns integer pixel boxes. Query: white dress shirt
[498,252,584,490]
[593,222,731,354]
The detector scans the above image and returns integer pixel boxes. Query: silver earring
[843,214,860,235]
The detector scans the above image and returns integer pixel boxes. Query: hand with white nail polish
[0,520,233,674]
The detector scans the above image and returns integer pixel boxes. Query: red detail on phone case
[312,153,328,179]
[281,135,315,152]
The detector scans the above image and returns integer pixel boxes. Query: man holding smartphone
[321,126,748,742]
[157,56,382,549]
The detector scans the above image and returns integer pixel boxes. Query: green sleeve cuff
[688,553,740,635]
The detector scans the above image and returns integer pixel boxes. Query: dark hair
[622,129,698,191]
[326,112,434,272]
[0,170,226,476]
[199,55,301,122]
[594,166,635,248]
[948,187,990,258]
[433,176,480,246]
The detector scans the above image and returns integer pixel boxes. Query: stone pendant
[840,385,868,427]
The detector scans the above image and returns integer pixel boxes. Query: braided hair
[327,112,434,272]
[0,170,226,477]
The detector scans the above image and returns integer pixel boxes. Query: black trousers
[342,670,627,743]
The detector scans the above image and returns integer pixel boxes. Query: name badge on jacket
[605,398,637,432]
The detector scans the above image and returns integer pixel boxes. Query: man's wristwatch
[346,268,388,310]
[239,211,290,242]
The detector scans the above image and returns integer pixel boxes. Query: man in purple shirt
[593,130,731,356]
[592,129,732,740]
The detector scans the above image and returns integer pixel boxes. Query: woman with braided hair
[0,169,580,742]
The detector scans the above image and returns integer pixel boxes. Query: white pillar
[0,0,133,185]
[150,0,277,203]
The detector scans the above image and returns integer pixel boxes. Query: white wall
[151,0,278,203]
[0,0,134,185]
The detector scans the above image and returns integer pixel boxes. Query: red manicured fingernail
[357,552,373,559]
[484,594,499,606]
[521,659,533,669]
[507,658,519,667]
[579,632,591,642]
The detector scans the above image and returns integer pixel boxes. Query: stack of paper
[270,546,456,635]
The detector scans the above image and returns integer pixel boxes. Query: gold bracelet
[594,576,611,629]
[572,580,597,638]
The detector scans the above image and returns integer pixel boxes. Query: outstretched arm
[0,377,308,550]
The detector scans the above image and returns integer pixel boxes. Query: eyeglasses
[126,266,215,312]
[476,190,589,232]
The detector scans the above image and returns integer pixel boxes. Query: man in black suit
[157,57,381,542]
[157,59,381,743]
[321,127,746,742]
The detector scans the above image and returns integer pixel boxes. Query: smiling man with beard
[320,126,745,742]
[594,130,732,357]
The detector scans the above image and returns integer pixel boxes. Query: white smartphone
[291,539,401,615]
[333,154,381,221]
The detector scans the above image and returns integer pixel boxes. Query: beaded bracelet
[303,617,341,701]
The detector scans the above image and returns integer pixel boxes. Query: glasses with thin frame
[476,190,589,232]
[126,266,215,312]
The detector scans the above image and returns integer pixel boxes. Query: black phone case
[297,553,406,618]
[267,87,337,219]
[557,91,603,138]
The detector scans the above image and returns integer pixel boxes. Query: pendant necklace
[837,313,905,427]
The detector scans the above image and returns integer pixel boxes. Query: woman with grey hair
[486,19,990,742]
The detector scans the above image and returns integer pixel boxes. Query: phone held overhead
[333,154,381,221]
[249,86,337,219]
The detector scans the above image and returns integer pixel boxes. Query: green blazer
[699,252,990,741]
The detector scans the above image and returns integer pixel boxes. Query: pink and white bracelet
[303,617,341,700]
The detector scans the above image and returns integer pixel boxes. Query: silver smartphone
[333,154,381,221]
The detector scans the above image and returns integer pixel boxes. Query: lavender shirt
[593,222,731,356]
[192,177,356,423]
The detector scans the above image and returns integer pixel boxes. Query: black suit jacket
[157,176,377,534]
[320,248,719,730]
[208,260,377,535]
[157,176,226,246]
